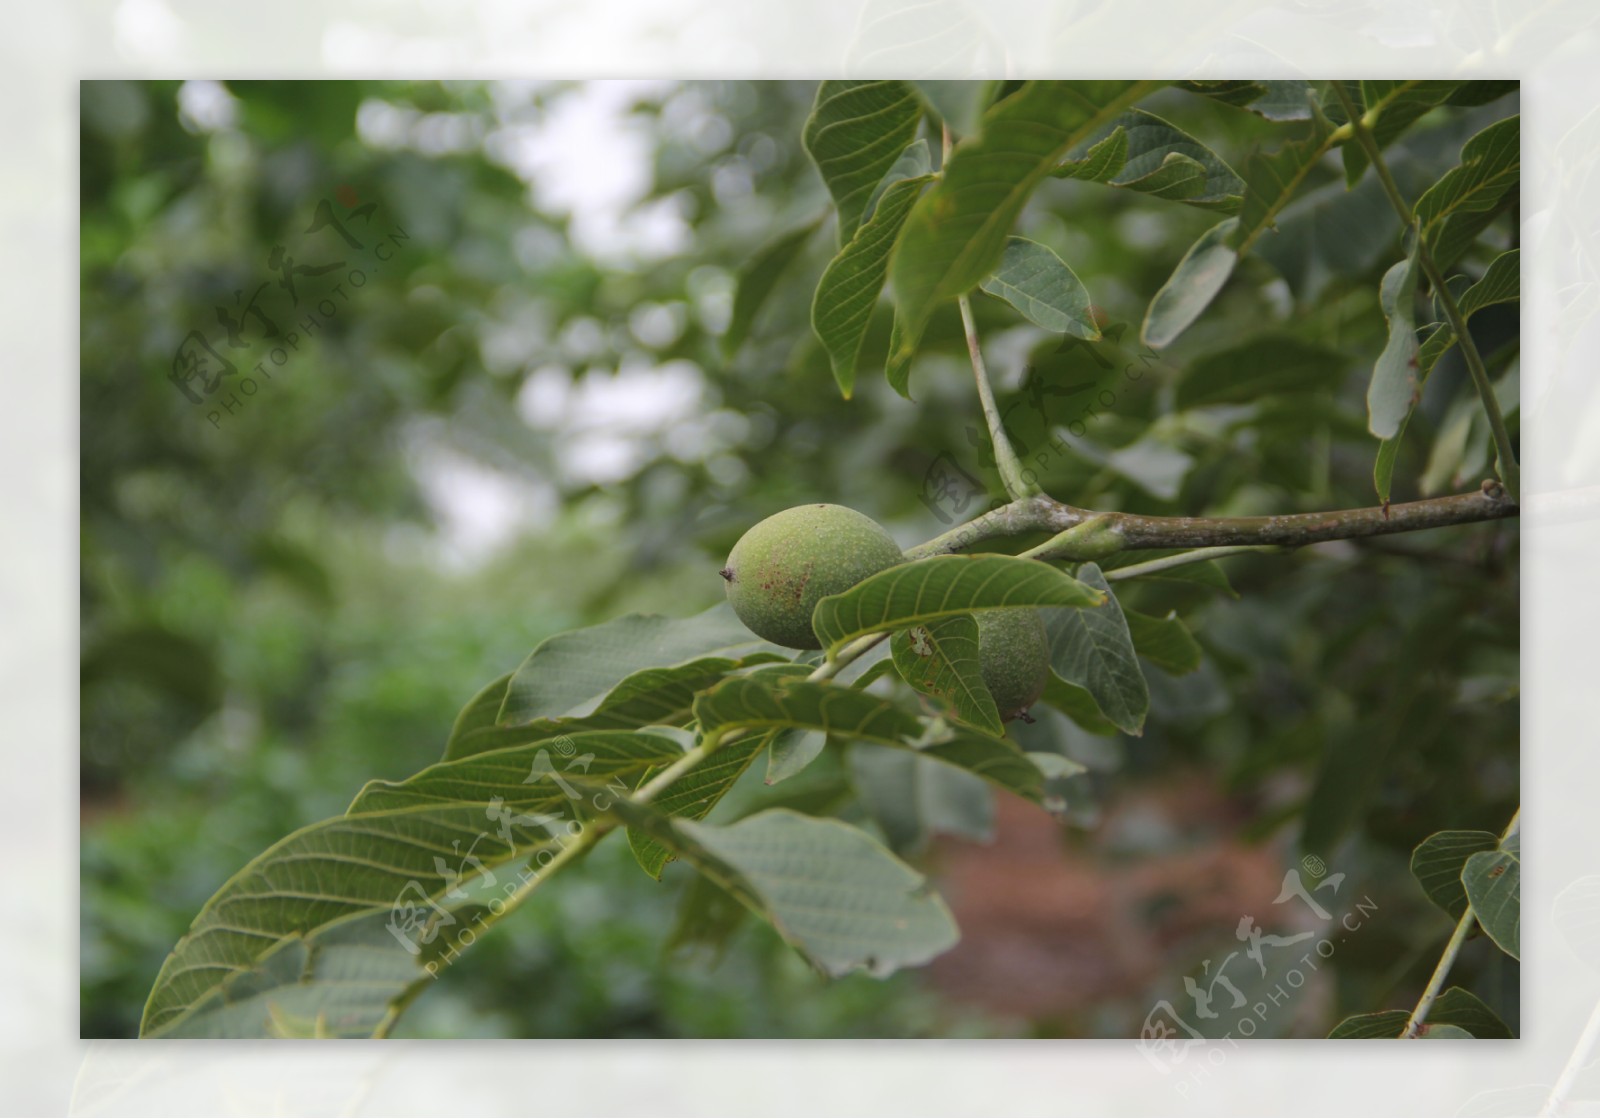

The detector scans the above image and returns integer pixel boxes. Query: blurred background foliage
[80,80,1518,1039]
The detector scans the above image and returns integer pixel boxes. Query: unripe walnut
[977,608,1050,721]
[721,504,904,649]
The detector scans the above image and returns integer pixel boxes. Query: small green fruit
[722,504,904,649]
[977,608,1051,721]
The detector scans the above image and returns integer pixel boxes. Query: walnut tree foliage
[80,80,1518,1040]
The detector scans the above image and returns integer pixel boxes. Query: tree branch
[911,485,1517,562]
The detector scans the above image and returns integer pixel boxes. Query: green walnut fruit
[977,608,1051,721]
[721,504,904,649]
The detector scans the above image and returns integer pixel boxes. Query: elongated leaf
[456,656,769,761]
[850,745,995,852]
[1040,672,1119,736]
[1374,417,1409,506]
[614,805,959,978]
[1448,81,1518,107]
[1056,126,1127,182]
[723,220,821,357]
[912,80,996,138]
[1464,834,1521,960]
[1416,115,1520,260]
[627,730,772,879]
[891,614,1003,734]
[1056,109,1244,212]
[692,675,1052,803]
[1328,1009,1410,1038]
[891,80,1158,359]
[812,173,934,397]
[142,729,684,1037]
[1178,79,1314,122]
[1426,985,1514,1039]
[1176,333,1348,411]
[812,553,1104,656]
[1416,248,1520,379]
[496,603,778,728]
[862,138,932,217]
[1327,987,1512,1039]
[444,672,513,757]
[978,236,1101,338]
[803,81,924,244]
[885,311,914,398]
[765,726,828,784]
[1233,108,1340,255]
[1368,236,1422,439]
[1411,829,1499,918]
[1042,563,1148,735]
[1124,608,1203,675]
[1141,217,1239,349]
[1341,81,1464,185]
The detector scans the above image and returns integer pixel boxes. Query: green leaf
[141,729,684,1037]
[1427,987,1513,1039]
[803,81,925,245]
[444,672,513,758]
[1176,333,1349,411]
[1140,217,1239,349]
[1327,987,1512,1039]
[1040,672,1120,736]
[977,236,1101,338]
[723,220,821,357]
[496,603,778,728]
[1057,109,1244,212]
[812,172,934,397]
[885,311,917,398]
[849,745,995,852]
[1041,563,1148,735]
[1178,80,1314,121]
[350,730,684,813]
[1368,236,1422,440]
[691,675,1051,803]
[1341,81,1464,186]
[1411,829,1500,918]
[1233,108,1341,255]
[863,138,932,216]
[626,730,773,879]
[1374,417,1409,505]
[1416,115,1520,261]
[765,726,828,784]
[1416,248,1520,379]
[455,656,767,761]
[1447,81,1518,107]
[890,80,1158,360]
[1055,126,1127,182]
[1328,1009,1410,1038]
[811,553,1104,657]
[890,614,1003,735]
[612,805,959,978]
[1464,833,1521,960]
[1124,608,1203,675]
[912,80,997,138]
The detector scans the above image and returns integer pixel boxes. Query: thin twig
[1333,83,1520,501]
[958,292,1037,501]
[1103,545,1279,581]
[939,119,1035,503]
